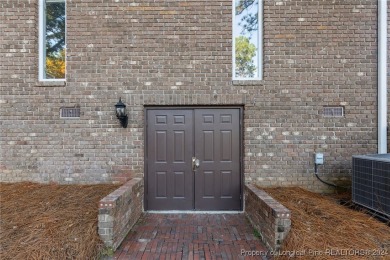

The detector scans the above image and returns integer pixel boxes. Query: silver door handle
[192,157,200,171]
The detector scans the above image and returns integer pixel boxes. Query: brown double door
[146,108,241,211]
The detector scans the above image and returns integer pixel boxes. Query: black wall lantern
[115,98,128,128]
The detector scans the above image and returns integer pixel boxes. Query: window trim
[38,0,66,82]
[232,0,263,81]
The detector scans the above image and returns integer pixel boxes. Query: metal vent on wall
[323,106,344,117]
[352,154,390,218]
[60,107,80,118]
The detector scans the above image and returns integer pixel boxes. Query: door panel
[146,108,241,211]
[194,109,241,210]
[147,110,194,210]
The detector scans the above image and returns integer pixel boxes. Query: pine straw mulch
[0,182,119,260]
[260,186,390,260]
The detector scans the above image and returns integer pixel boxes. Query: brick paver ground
[114,213,271,260]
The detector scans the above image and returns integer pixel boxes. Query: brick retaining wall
[98,178,143,250]
[245,184,291,251]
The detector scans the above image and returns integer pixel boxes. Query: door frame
[144,106,244,211]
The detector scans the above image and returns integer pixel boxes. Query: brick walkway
[114,213,271,260]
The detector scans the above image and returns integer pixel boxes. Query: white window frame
[38,0,66,81]
[232,0,263,80]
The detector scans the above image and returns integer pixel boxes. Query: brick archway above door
[145,107,243,211]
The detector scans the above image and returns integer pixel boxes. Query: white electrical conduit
[378,0,387,154]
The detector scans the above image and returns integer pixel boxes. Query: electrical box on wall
[314,153,324,165]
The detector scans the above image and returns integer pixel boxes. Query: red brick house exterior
[0,0,389,194]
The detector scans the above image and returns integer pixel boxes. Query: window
[233,0,263,80]
[39,0,66,81]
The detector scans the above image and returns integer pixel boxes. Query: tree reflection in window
[45,1,65,79]
[234,0,261,79]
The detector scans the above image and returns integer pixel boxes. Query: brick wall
[98,178,143,250]
[245,184,291,251]
[0,0,383,191]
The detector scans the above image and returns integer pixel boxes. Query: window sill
[232,80,264,86]
[35,80,66,87]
